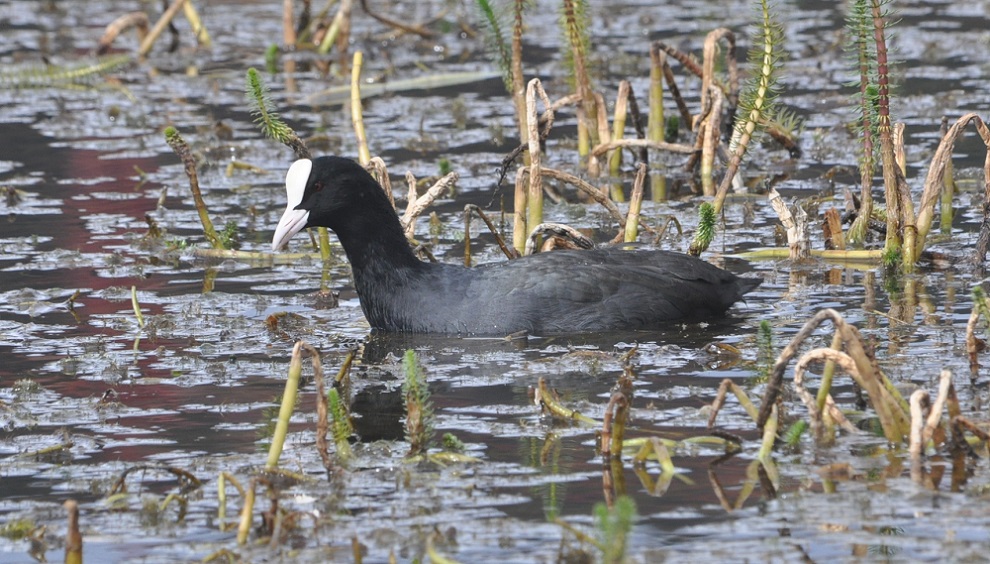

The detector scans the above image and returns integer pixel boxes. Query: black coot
[272,156,761,334]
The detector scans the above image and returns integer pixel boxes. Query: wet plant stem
[869,0,911,268]
[648,44,668,199]
[608,81,630,181]
[756,308,910,442]
[737,247,883,262]
[236,478,256,544]
[711,1,778,217]
[282,0,296,47]
[520,78,552,254]
[535,377,597,426]
[463,204,518,266]
[756,405,777,462]
[351,51,371,165]
[218,472,246,531]
[130,286,145,329]
[511,0,527,155]
[919,114,990,262]
[182,0,210,46]
[64,500,82,564]
[512,167,528,254]
[601,392,629,460]
[318,0,352,55]
[624,163,647,243]
[164,127,223,249]
[816,331,843,414]
[937,117,956,234]
[561,0,598,165]
[139,0,189,58]
[266,342,304,470]
[308,343,337,473]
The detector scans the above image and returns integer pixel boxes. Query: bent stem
[266,342,304,470]
[916,113,990,261]
[535,377,598,426]
[756,308,910,443]
[164,127,223,249]
[600,392,630,460]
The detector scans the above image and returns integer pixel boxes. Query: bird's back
[374,248,759,334]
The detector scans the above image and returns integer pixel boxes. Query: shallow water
[2,0,990,561]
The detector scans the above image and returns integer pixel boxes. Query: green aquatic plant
[560,0,600,163]
[264,44,279,74]
[593,495,636,564]
[688,201,717,256]
[474,0,514,94]
[245,68,309,160]
[845,0,880,245]
[266,341,305,470]
[163,127,223,249]
[754,319,774,383]
[403,349,435,457]
[711,0,784,215]
[783,419,808,447]
[862,0,916,270]
[0,54,132,89]
[328,387,352,462]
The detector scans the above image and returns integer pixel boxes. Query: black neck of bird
[334,202,423,281]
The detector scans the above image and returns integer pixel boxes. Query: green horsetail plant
[560,0,600,165]
[866,1,917,270]
[594,495,636,564]
[246,68,332,284]
[476,0,530,151]
[402,349,436,457]
[511,0,528,149]
[845,0,880,245]
[245,68,311,161]
[783,419,808,448]
[164,127,224,249]
[327,387,353,462]
[475,0,514,95]
[710,0,784,217]
[688,201,717,256]
[265,44,279,74]
[0,54,133,89]
[754,319,773,382]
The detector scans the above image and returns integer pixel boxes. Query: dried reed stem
[463,204,518,266]
[624,163,647,243]
[756,308,909,442]
[917,113,990,260]
[98,12,149,54]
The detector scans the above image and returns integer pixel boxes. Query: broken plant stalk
[164,127,223,249]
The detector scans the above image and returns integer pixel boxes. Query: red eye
[311,182,324,192]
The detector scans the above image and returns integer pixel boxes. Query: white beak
[271,159,313,251]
